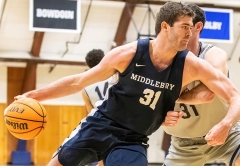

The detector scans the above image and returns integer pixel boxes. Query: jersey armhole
[120,38,151,76]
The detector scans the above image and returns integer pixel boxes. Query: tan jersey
[163,42,229,138]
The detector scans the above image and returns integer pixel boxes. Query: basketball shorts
[52,108,148,166]
[164,122,240,166]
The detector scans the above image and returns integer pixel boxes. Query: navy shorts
[104,145,147,166]
[56,109,148,166]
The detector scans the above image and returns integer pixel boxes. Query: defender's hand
[162,111,184,127]
[205,122,231,146]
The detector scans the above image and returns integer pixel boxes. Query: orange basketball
[4,98,47,140]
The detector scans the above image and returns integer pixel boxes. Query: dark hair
[155,2,195,35]
[85,49,104,68]
[184,3,206,33]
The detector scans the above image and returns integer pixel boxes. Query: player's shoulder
[104,41,138,63]
[205,45,227,60]
[102,41,138,73]
[107,41,138,58]
[185,51,209,69]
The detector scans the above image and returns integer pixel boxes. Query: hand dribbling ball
[4,98,47,140]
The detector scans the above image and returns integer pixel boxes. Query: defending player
[163,3,240,166]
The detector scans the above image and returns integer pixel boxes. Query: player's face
[188,23,198,44]
[168,16,193,51]
[190,23,199,37]
[188,21,203,46]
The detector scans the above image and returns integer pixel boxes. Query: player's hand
[162,111,184,127]
[205,122,231,146]
[14,95,27,101]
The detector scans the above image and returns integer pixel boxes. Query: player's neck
[150,38,178,71]
[152,38,178,59]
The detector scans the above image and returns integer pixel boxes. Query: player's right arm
[15,41,138,102]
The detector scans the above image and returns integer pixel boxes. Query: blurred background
[0,0,239,165]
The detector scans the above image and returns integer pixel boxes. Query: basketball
[4,98,47,140]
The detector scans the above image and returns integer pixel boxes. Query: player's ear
[195,22,203,32]
[161,21,169,31]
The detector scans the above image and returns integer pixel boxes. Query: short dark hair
[155,2,195,35]
[85,49,104,68]
[184,3,206,33]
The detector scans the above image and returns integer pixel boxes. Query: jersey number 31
[139,89,161,110]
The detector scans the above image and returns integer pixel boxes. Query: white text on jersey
[131,73,175,90]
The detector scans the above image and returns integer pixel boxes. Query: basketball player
[14,2,240,166]
[82,49,111,166]
[162,3,240,166]
[82,49,112,114]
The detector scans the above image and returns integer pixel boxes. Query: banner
[29,0,81,33]
[200,8,233,43]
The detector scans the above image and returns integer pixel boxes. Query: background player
[82,49,112,166]
[82,49,112,114]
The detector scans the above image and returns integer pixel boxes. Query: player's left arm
[177,47,228,104]
[183,52,240,146]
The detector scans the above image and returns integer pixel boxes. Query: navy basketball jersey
[98,38,188,135]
